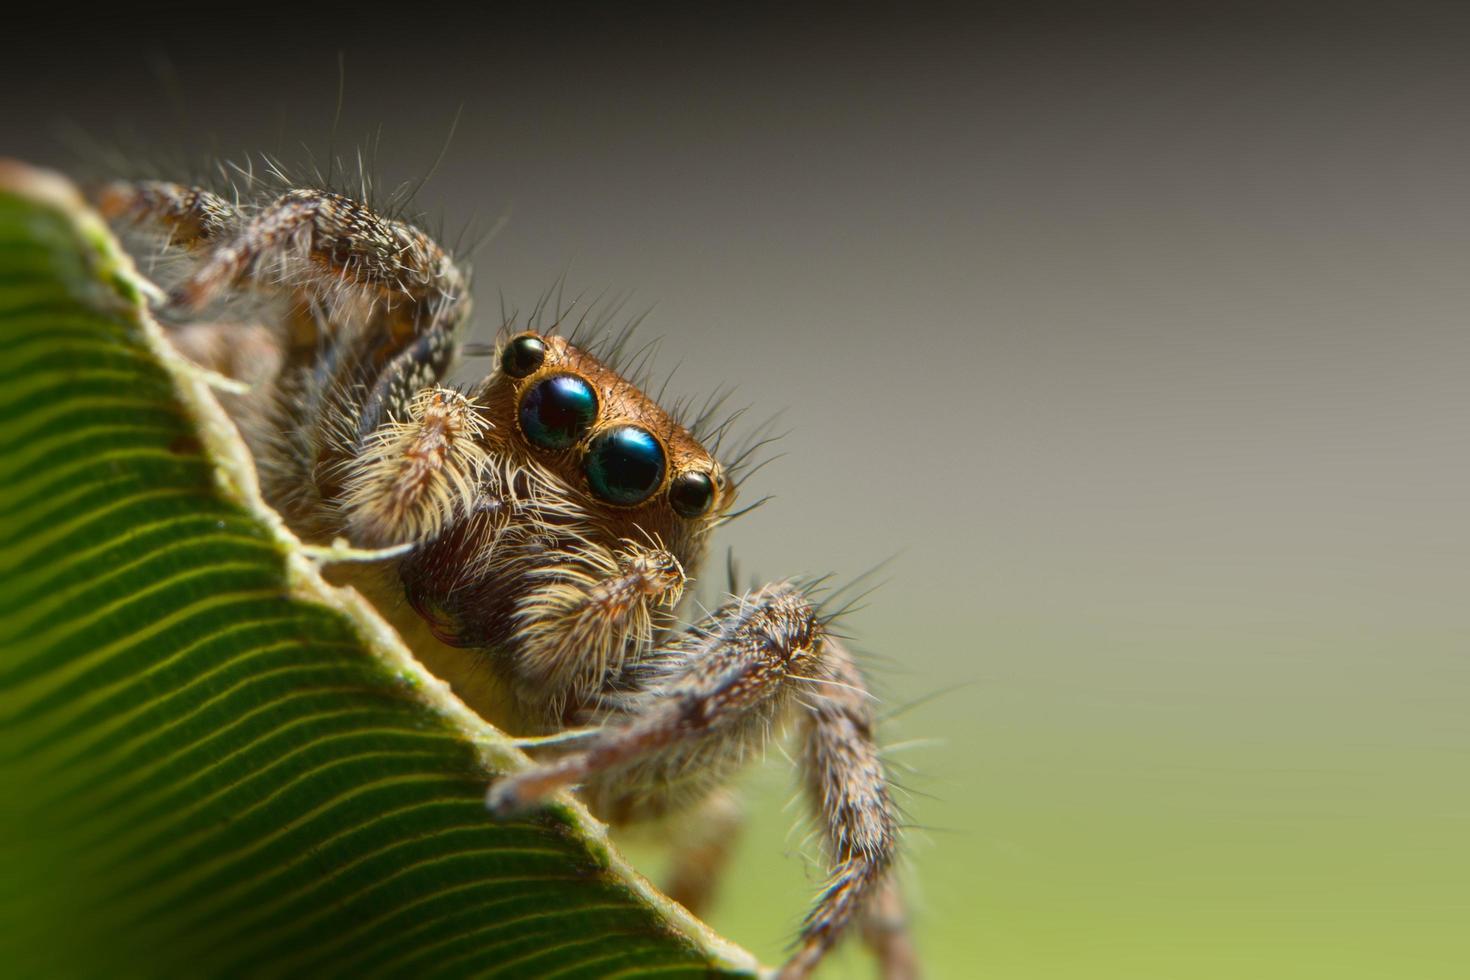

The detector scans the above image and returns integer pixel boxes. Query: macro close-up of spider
[8,6,1470,980]
[88,177,913,979]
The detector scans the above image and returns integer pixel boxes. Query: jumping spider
[93,176,915,979]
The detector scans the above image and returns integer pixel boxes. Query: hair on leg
[785,637,906,979]
[91,179,239,250]
[510,539,686,722]
[484,583,821,818]
[485,582,906,978]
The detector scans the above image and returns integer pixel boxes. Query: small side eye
[585,426,666,505]
[519,374,598,449]
[668,470,715,518]
[501,334,547,378]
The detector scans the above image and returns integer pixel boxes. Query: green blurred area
[8,9,1470,977]
[629,616,1470,978]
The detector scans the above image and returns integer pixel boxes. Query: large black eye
[584,426,666,505]
[501,334,546,378]
[519,374,598,449]
[668,470,715,518]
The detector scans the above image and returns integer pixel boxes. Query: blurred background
[8,3,1468,976]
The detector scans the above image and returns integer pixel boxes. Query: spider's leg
[164,188,471,367]
[484,584,824,816]
[91,181,267,379]
[112,186,478,542]
[485,582,908,979]
[661,789,744,917]
[861,876,921,980]
[166,189,463,312]
[92,179,239,249]
[792,635,912,980]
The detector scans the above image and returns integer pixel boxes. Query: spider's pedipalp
[512,538,686,719]
[338,386,490,547]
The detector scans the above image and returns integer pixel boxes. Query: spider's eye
[668,470,715,518]
[519,374,598,449]
[584,426,666,505]
[501,335,546,378]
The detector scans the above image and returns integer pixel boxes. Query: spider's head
[394,330,735,669]
[479,331,733,547]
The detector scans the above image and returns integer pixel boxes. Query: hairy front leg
[93,179,477,537]
[791,637,910,979]
[94,179,470,380]
[486,583,912,978]
[167,187,469,336]
[90,181,263,378]
[485,583,822,820]
[92,179,239,250]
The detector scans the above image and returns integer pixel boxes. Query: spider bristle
[714,493,774,527]
[718,410,790,489]
[653,359,684,409]
[878,681,978,724]
[594,302,644,366]
[703,403,749,456]
[689,386,739,441]
[526,275,567,330]
[622,335,664,393]
[724,549,742,595]
[459,206,513,262]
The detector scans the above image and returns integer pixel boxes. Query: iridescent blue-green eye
[519,374,598,450]
[584,426,666,505]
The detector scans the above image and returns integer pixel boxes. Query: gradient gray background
[9,5,1468,976]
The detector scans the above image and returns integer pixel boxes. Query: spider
[92,176,916,979]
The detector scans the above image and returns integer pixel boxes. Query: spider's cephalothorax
[384,331,732,734]
[95,176,917,980]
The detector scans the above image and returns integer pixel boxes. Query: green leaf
[0,162,759,980]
